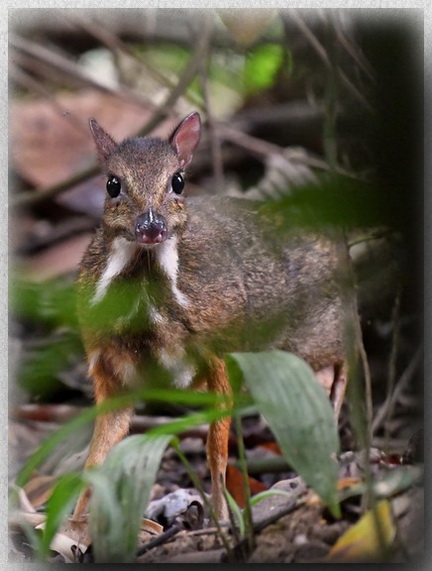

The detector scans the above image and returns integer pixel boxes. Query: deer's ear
[170,112,201,169]
[89,119,117,163]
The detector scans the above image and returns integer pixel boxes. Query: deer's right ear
[89,119,117,162]
[170,112,201,169]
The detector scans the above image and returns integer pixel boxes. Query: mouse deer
[71,112,351,523]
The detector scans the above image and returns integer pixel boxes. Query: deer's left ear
[170,112,201,169]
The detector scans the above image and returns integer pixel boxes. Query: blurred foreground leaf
[259,176,390,231]
[228,350,340,516]
[37,472,85,560]
[16,387,230,488]
[87,434,172,563]
[244,43,286,94]
[11,277,79,328]
[11,276,83,398]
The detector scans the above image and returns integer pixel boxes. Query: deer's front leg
[206,356,232,522]
[71,350,134,523]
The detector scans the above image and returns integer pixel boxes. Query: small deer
[71,112,351,523]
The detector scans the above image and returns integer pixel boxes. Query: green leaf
[224,488,245,537]
[228,350,340,516]
[18,331,83,398]
[11,276,79,328]
[38,472,85,560]
[244,43,285,94]
[87,434,172,563]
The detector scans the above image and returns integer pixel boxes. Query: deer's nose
[135,209,167,244]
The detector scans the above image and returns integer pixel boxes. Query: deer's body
[72,113,351,523]
[79,196,346,381]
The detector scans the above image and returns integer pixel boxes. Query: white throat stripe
[155,237,189,307]
[92,238,137,305]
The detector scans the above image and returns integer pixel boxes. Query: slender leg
[205,356,232,522]
[330,361,348,421]
[315,361,348,422]
[71,353,134,523]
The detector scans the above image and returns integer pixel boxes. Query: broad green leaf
[38,472,85,560]
[228,350,340,516]
[87,434,172,563]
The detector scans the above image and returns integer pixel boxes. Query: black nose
[135,209,167,244]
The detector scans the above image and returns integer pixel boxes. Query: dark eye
[106,176,121,198]
[171,172,184,195]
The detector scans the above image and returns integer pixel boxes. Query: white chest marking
[155,237,190,307]
[148,305,164,325]
[92,238,138,305]
[158,350,195,388]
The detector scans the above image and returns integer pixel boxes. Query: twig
[344,273,374,510]
[198,43,225,194]
[336,28,375,82]
[322,15,338,172]
[234,455,290,475]
[72,16,203,111]
[135,13,212,138]
[13,165,100,210]
[289,10,330,68]
[11,404,218,442]
[72,16,173,90]
[357,317,374,445]
[136,522,183,557]
[218,124,357,179]
[372,346,423,435]
[383,287,402,448]
[288,10,373,112]
[9,67,88,136]
[10,35,155,111]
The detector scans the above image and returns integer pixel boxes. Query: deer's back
[178,196,351,369]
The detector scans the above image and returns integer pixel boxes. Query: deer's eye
[171,172,184,195]
[106,176,121,198]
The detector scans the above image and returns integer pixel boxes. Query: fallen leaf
[9,510,46,530]
[337,477,363,490]
[258,441,282,455]
[36,522,84,563]
[325,500,396,562]
[226,464,267,508]
[140,518,163,535]
[23,475,57,509]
